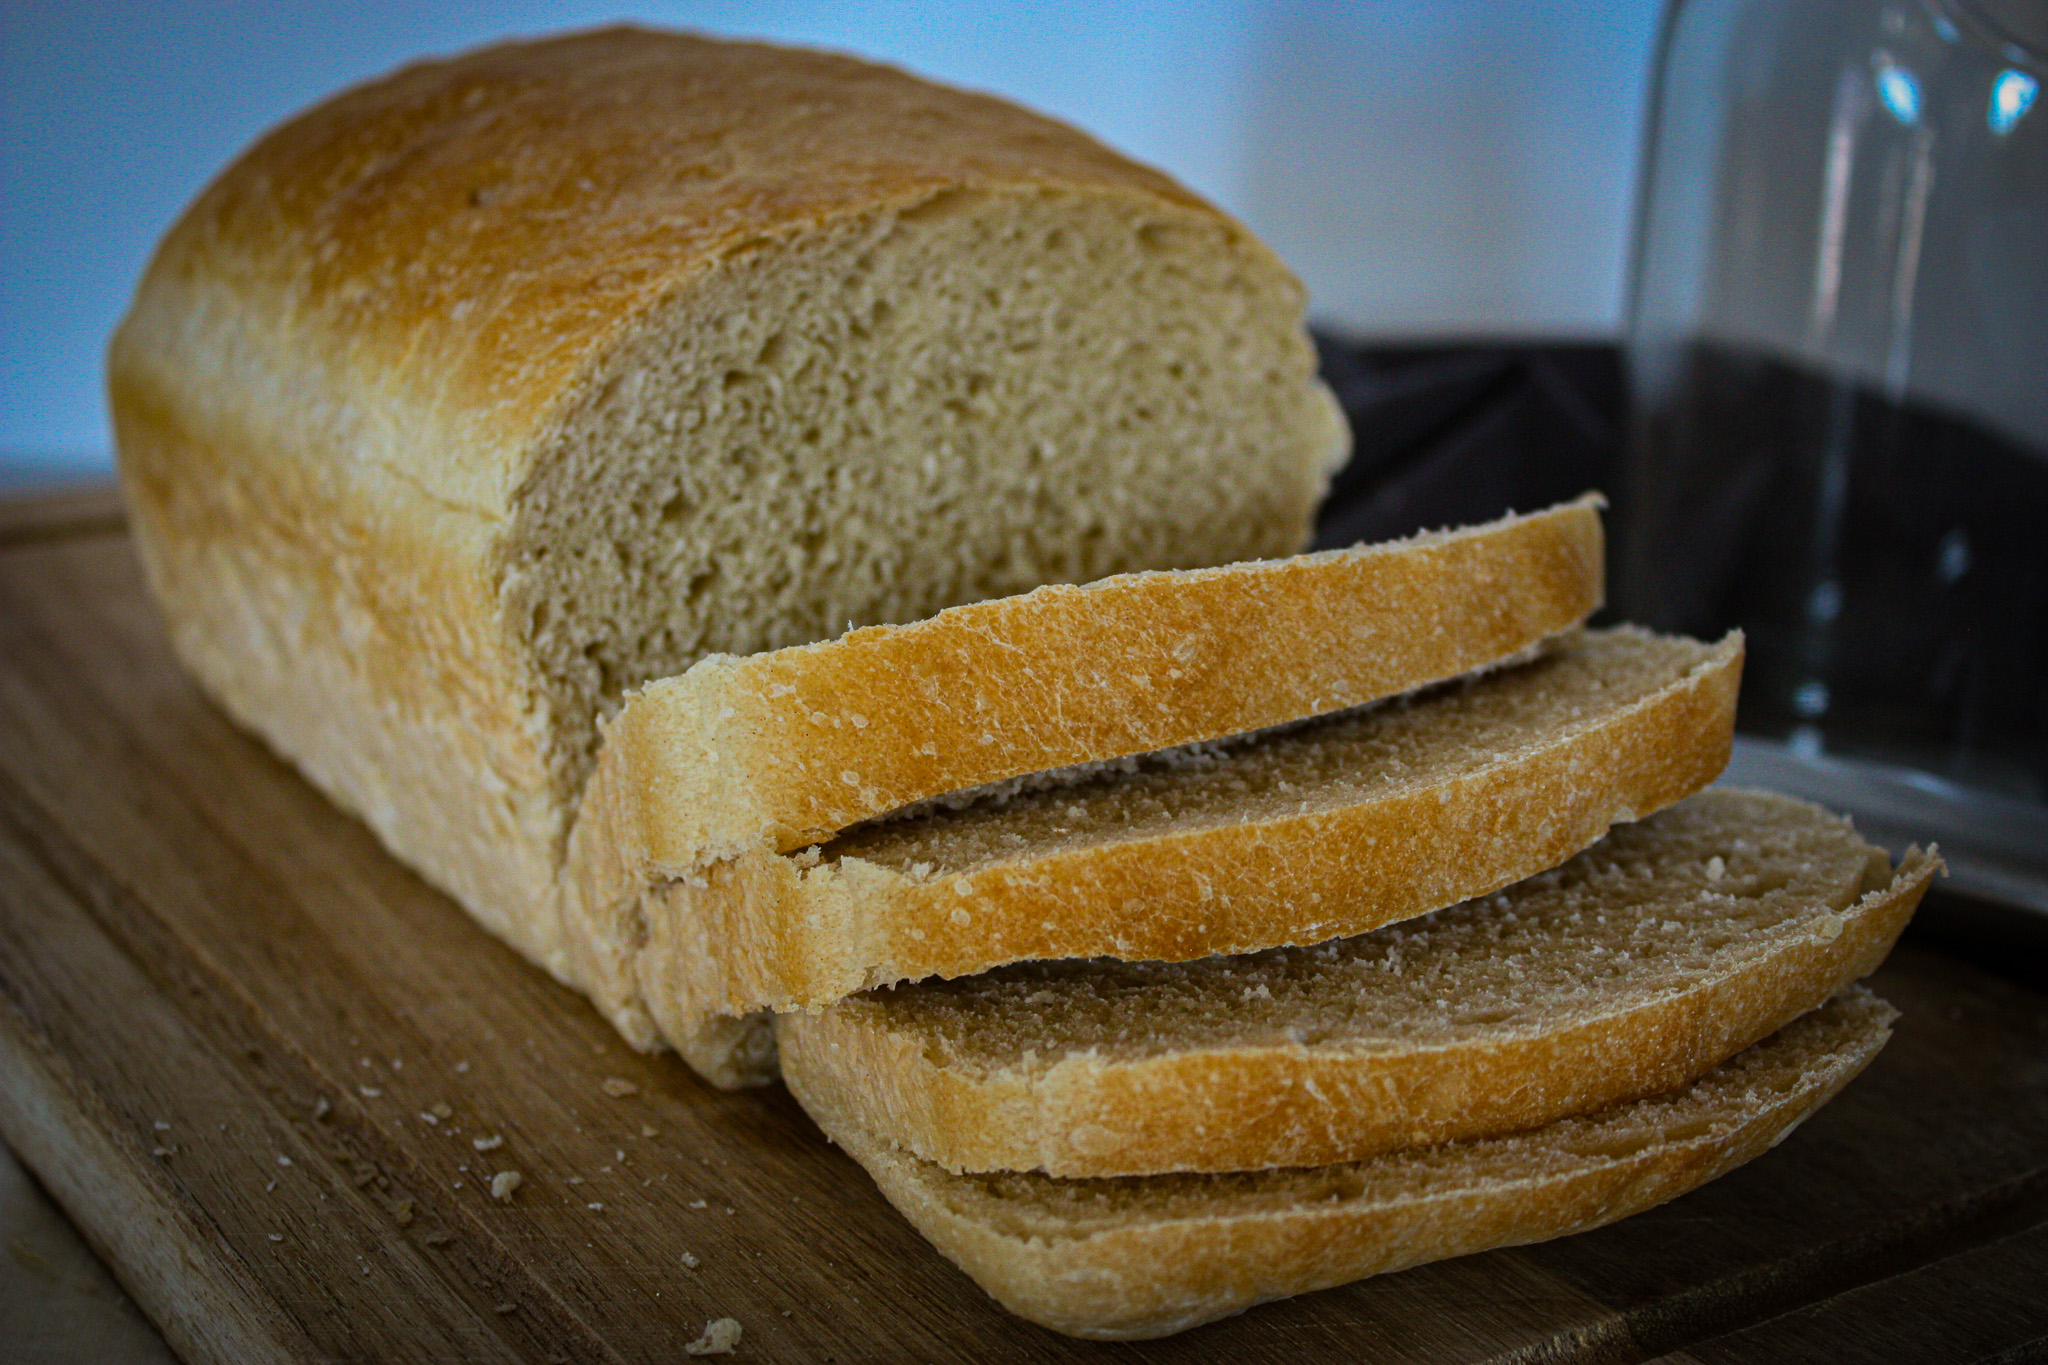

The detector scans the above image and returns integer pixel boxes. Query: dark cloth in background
[1310,336,1621,553]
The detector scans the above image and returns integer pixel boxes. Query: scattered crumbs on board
[684,1318,742,1356]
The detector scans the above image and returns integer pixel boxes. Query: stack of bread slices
[109,27,1937,1342]
[564,497,1936,1338]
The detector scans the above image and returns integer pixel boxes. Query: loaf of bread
[565,499,1608,1083]
[780,789,1935,1175]
[110,27,1347,987]
[110,29,1921,1345]
[806,988,1898,1339]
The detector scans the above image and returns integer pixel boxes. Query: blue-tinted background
[0,1,1662,486]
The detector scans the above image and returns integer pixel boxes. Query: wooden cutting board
[3,486,2046,1364]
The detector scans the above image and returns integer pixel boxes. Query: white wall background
[0,1,1663,484]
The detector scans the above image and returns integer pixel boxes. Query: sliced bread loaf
[809,987,1898,1340]
[574,610,1745,1087]
[112,27,1347,986]
[781,790,1934,1175]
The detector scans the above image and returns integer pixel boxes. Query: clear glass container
[1619,0,2048,909]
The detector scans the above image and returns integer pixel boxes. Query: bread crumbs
[684,1318,741,1355]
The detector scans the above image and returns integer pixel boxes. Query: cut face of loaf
[561,503,1615,1085]
[780,789,1936,1175]
[811,988,1898,1340]
[109,27,1346,983]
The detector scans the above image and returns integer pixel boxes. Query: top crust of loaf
[116,26,1225,510]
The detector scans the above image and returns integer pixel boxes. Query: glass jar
[1618,0,2048,908]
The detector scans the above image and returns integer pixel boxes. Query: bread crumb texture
[508,140,1336,815]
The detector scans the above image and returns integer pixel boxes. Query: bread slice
[781,789,1934,1174]
[810,988,1897,1340]
[559,506,1613,1084]
[111,27,1347,987]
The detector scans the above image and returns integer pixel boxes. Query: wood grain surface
[2,486,2046,1363]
